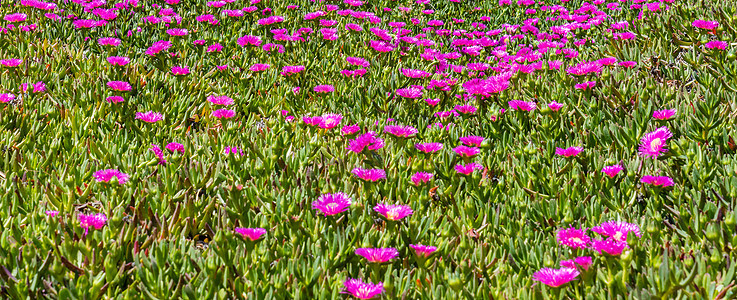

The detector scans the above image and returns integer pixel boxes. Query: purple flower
[352,167,386,182]
[347,132,384,153]
[0,93,16,103]
[374,203,413,221]
[342,278,384,299]
[411,172,433,186]
[454,104,477,114]
[312,192,352,216]
[402,68,432,79]
[459,136,484,147]
[415,143,443,153]
[548,101,564,111]
[212,109,236,119]
[98,37,121,46]
[346,56,370,67]
[384,125,418,138]
[341,124,361,136]
[355,247,399,263]
[557,227,590,249]
[107,81,132,91]
[145,40,172,56]
[237,35,262,47]
[561,256,592,271]
[93,169,129,184]
[455,162,483,175]
[396,88,424,99]
[166,142,184,153]
[463,77,510,96]
[591,239,627,256]
[410,244,437,258]
[78,213,107,236]
[591,221,641,242]
[235,228,267,241]
[208,95,234,106]
[574,81,596,90]
[303,114,343,129]
[4,13,27,23]
[508,100,537,111]
[166,28,188,36]
[171,66,190,75]
[107,56,130,66]
[281,65,306,76]
[638,126,672,158]
[453,145,481,157]
[555,146,583,157]
[692,20,718,30]
[250,63,270,72]
[136,111,163,123]
[313,85,335,93]
[532,267,580,287]
[705,41,727,50]
[601,165,623,178]
[653,109,676,120]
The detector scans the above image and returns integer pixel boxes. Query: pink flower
[145,40,172,56]
[459,136,484,147]
[237,35,262,47]
[424,98,440,106]
[557,227,590,249]
[411,172,433,186]
[591,239,627,256]
[455,162,483,175]
[591,221,641,242]
[352,167,386,182]
[166,142,184,153]
[454,104,477,114]
[355,247,399,263]
[107,56,130,66]
[410,244,437,258]
[93,169,129,184]
[312,192,352,216]
[1,59,23,67]
[208,95,234,106]
[619,61,637,68]
[78,213,107,236]
[415,143,443,153]
[374,203,413,221]
[705,41,727,50]
[560,256,592,271]
[692,20,718,30]
[347,132,384,153]
[313,85,335,93]
[453,145,481,157]
[303,114,343,129]
[281,65,305,76]
[508,100,537,111]
[234,228,266,241]
[384,125,418,138]
[46,210,59,217]
[574,81,596,90]
[212,109,236,119]
[638,126,672,158]
[135,111,163,123]
[150,144,167,164]
[107,81,131,91]
[532,267,580,287]
[555,146,583,157]
[166,28,188,36]
[4,13,27,23]
[653,109,676,120]
[171,66,190,75]
[601,165,623,178]
[641,175,674,187]
[346,57,370,67]
[396,88,423,99]
[341,124,361,136]
[548,101,564,111]
[0,93,16,103]
[342,279,384,299]
[250,64,270,72]
[98,37,121,46]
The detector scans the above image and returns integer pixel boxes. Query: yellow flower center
[386,210,398,221]
[613,232,624,241]
[650,138,663,151]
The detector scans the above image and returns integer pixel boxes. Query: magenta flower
[4,13,27,23]
[78,213,107,236]
[548,101,564,111]
[107,81,132,91]
[560,256,592,271]
[601,165,623,178]
[705,41,728,50]
[313,85,335,93]
[250,63,271,72]
[402,68,432,79]
[619,61,637,68]
[171,66,190,75]
[396,88,423,99]
[454,104,477,115]
[453,145,481,157]
[424,98,440,106]
[136,111,163,123]
[508,100,537,111]
[555,146,583,157]
[410,244,437,258]
[235,227,267,241]
[532,267,580,287]
[0,93,16,103]
[591,239,627,256]
[150,144,167,165]
[415,143,443,153]
[342,278,384,299]
[455,162,483,175]
[411,172,433,186]
[98,37,121,47]
[237,35,262,47]
[692,20,718,30]
[166,142,185,153]
[653,109,676,120]
[312,192,352,216]
[591,221,641,242]
[352,167,386,182]
[459,136,484,147]
[107,56,130,66]
[208,95,234,106]
[145,40,172,56]
[341,124,361,136]
[384,125,418,138]
[638,126,672,158]
[281,65,306,76]
[374,203,413,221]
[557,227,590,249]
[355,247,399,263]
[304,113,343,129]
[46,210,59,217]
[347,132,384,153]
[166,28,188,36]
[574,81,596,90]
[212,109,236,119]
[93,169,129,184]
[346,56,370,67]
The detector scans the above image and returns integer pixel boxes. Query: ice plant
[653,109,676,120]
[601,165,623,178]
[208,95,234,106]
[411,172,433,186]
[235,228,267,241]
[342,278,384,299]
[78,213,107,236]
[641,175,674,187]
[312,192,352,216]
[591,239,627,256]
[0,93,15,103]
[532,267,580,287]
[107,81,132,91]
[150,144,167,164]
[591,221,641,242]
[384,125,418,138]
[548,101,564,111]
[374,203,413,221]
[46,210,59,217]
[93,169,129,184]
[352,168,386,182]
[212,109,236,119]
[453,145,481,157]
[347,132,384,153]
[136,111,163,123]
[459,136,484,147]
[560,256,592,271]
[171,66,190,75]
[166,142,184,153]
[415,142,443,153]
[555,146,583,157]
[355,248,399,263]
[410,244,437,258]
[556,227,590,249]
[508,100,537,111]
[639,126,672,158]
[455,162,483,175]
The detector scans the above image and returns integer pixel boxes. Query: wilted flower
[78,213,107,236]
[312,192,352,216]
[601,165,623,178]
[560,256,592,271]
[93,169,129,184]
[235,228,266,241]
[532,267,580,287]
[355,248,399,263]
[374,203,413,221]
[557,227,590,249]
[411,172,433,186]
[591,221,641,242]
[342,278,384,299]
[136,111,163,123]
[638,126,672,158]
[410,244,437,258]
[555,146,583,157]
[352,167,386,181]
